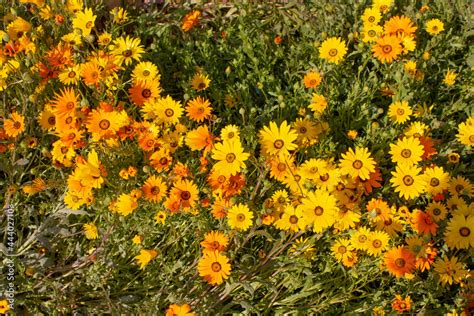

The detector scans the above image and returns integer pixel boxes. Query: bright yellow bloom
[111,36,145,66]
[259,121,298,158]
[227,203,253,231]
[426,19,444,35]
[72,8,96,37]
[211,139,249,177]
[83,223,99,239]
[390,163,426,200]
[339,146,376,180]
[443,69,457,86]
[135,249,158,269]
[319,37,348,64]
[197,251,231,285]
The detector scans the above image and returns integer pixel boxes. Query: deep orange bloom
[412,210,438,235]
[384,247,416,278]
[182,10,201,32]
[391,295,411,313]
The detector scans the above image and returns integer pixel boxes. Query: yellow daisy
[390,163,426,200]
[339,146,376,180]
[319,37,348,64]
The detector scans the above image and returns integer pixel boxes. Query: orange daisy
[186,96,212,122]
[384,246,416,278]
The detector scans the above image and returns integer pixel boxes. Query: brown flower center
[372,239,382,248]
[273,139,284,149]
[395,258,406,268]
[13,121,21,129]
[401,149,411,158]
[198,82,206,90]
[141,89,151,98]
[459,227,470,237]
[358,235,367,243]
[180,191,191,200]
[236,214,245,222]
[85,21,93,29]
[68,71,76,78]
[142,70,150,77]
[397,108,404,115]
[352,160,363,169]
[455,184,464,193]
[159,157,168,165]
[402,175,414,186]
[368,30,376,37]
[226,153,236,163]
[277,162,286,171]
[382,44,392,53]
[320,173,329,182]
[211,262,221,272]
[122,49,133,57]
[299,126,307,134]
[329,48,338,57]
[150,186,160,195]
[338,246,347,254]
[314,206,324,216]
[430,178,440,187]
[289,215,298,224]
[368,16,375,23]
[99,119,110,130]
[48,116,56,125]
[432,208,441,216]
[165,109,174,117]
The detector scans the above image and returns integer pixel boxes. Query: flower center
[198,82,206,90]
[159,157,168,165]
[122,49,133,57]
[401,149,411,158]
[236,213,245,222]
[320,173,329,181]
[226,153,236,163]
[372,239,382,248]
[141,89,151,98]
[430,178,440,187]
[273,139,284,149]
[227,132,234,139]
[142,70,150,77]
[395,258,406,268]
[13,121,21,129]
[68,71,76,78]
[277,162,286,171]
[48,116,56,125]
[86,21,93,29]
[211,262,221,272]
[99,119,110,130]
[368,30,376,37]
[402,175,414,186]
[338,246,347,254]
[299,126,307,134]
[329,48,338,57]
[150,186,160,195]
[217,175,226,183]
[165,109,174,117]
[397,108,404,115]
[459,227,470,237]
[180,191,191,200]
[469,135,474,143]
[382,44,392,53]
[314,206,324,216]
[432,208,441,216]
[455,184,464,193]
[352,160,363,169]
[289,215,298,224]
[358,235,367,243]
